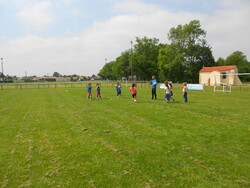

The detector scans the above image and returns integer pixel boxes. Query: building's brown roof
[200,65,237,72]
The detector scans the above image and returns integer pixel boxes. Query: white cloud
[16,1,55,31]
[113,0,250,60]
[1,0,250,76]
[114,0,164,14]
[204,0,250,59]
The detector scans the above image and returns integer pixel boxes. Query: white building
[199,65,242,86]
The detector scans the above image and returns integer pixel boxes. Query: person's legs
[165,93,170,103]
[167,94,171,102]
[88,92,92,100]
[164,93,168,102]
[152,88,157,99]
[97,91,101,99]
[184,92,188,102]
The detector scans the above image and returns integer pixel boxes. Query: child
[183,82,188,102]
[87,83,92,100]
[96,83,101,99]
[169,83,175,102]
[130,83,137,103]
[116,82,122,98]
[164,80,171,103]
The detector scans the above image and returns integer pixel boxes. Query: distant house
[37,77,71,82]
[199,65,242,86]
[55,77,71,82]
[37,77,56,82]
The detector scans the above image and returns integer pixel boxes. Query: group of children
[87,83,101,100]
[87,82,137,102]
[86,81,188,103]
[163,80,188,103]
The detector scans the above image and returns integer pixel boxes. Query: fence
[0,81,152,90]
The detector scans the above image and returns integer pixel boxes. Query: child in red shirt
[130,83,137,103]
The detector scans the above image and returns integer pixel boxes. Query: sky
[0,0,250,77]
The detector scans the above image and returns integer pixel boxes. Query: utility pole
[1,58,3,76]
[130,41,133,82]
[1,58,3,83]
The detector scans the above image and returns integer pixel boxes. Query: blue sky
[0,0,249,76]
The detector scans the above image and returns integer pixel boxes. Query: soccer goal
[214,83,232,93]
[214,73,250,93]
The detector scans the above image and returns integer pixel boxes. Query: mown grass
[0,85,249,187]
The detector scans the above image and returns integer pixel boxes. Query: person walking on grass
[150,75,158,100]
[116,82,122,98]
[169,83,175,102]
[87,83,92,100]
[164,80,171,103]
[96,83,101,99]
[130,83,137,103]
[183,82,188,102]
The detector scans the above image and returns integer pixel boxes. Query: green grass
[0,85,249,187]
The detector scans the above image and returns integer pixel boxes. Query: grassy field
[0,85,249,187]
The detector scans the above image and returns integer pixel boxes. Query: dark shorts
[132,94,137,98]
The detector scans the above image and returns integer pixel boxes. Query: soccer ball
[134,99,137,102]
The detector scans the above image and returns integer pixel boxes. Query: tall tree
[224,51,250,81]
[216,57,226,66]
[160,20,215,82]
[224,51,250,73]
[53,72,61,77]
[98,61,116,80]
[114,50,131,79]
[131,37,163,80]
[158,44,185,82]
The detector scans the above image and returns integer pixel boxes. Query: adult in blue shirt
[150,75,158,100]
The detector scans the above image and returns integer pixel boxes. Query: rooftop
[200,65,237,72]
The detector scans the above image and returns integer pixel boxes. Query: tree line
[98,20,250,83]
